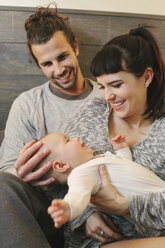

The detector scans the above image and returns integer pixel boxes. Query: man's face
[31,31,81,93]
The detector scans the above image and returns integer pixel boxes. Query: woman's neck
[109,112,153,147]
[110,108,153,128]
[123,115,153,129]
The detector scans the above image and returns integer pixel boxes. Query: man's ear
[52,161,71,173]
[144,67,154,88]
[74,38,79,56]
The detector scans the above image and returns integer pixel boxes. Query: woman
[61,25,165,247]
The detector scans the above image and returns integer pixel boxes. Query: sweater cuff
[70,206,94,231]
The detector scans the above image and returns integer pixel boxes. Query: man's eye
[43,62,52,67]
[58,54,67,61]
[66,139,69,143]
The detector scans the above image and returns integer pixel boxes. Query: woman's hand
[14,140,55,187]
[85,212,123,243]
[90,164,129,216]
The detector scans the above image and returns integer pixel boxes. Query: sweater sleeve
[0,94,39,174]
[115,147,133,160]
[128,192,165,237]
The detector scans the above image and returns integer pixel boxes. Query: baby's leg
[48,199,70,228]
[110,135,128,151]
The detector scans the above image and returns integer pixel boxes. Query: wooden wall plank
[0,43,101,76]
[0,75,47,128]
[0,10,30,42]
[1,10,165,47]
[0,43,42,75]
[1,42,165,77]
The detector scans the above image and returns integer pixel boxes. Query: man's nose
[53,62,65,78]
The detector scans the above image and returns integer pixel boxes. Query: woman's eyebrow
[99,80,123,85]
[108,80,123,84]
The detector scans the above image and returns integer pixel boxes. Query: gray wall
[1,6,165,133]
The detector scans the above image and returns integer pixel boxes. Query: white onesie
[64,149,165,220]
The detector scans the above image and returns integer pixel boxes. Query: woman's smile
[111,100,126,111]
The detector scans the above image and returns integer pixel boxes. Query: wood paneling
[0,6,165,134]
[0,75,47,128]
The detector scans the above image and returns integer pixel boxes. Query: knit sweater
[62,97,165,247]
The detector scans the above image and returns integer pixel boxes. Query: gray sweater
[0,79,100,174]
[62,97,165,247]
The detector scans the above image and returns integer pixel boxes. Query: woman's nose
[104,91,115,101]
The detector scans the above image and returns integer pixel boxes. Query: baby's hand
[111,135,128,151]
[48,199,70,228]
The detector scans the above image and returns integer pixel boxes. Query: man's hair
[91,25,165,120]
[24,3,76,65]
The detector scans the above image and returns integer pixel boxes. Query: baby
[37,132,165,229]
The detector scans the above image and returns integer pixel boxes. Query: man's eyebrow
[40,52,68,66]
[57,51,68,58]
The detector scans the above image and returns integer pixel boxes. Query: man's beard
[52,67,78,90]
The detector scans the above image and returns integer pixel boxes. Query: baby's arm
[48,199,71,228]
[111,135,132,160]
[110,135,128,151]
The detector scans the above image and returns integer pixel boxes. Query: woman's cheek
[101,90,105,99]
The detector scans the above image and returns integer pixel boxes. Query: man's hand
[85,212,123,243]
[90,164,129,216]
[14,140,55,186]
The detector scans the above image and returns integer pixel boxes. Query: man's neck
[49,78,93,100]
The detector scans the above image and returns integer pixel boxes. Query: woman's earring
[145,80,150,88]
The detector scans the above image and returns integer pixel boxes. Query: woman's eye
[98,85,105,89]
[112,83,122,88]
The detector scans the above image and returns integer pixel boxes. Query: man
[0,5,99,178]
[0,4,120,248]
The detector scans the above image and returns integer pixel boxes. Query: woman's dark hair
[91,25,165,120]
[25,3,76,66]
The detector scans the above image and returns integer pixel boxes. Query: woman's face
[97,71,148,119]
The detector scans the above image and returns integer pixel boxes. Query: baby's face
[43,133,94,168]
